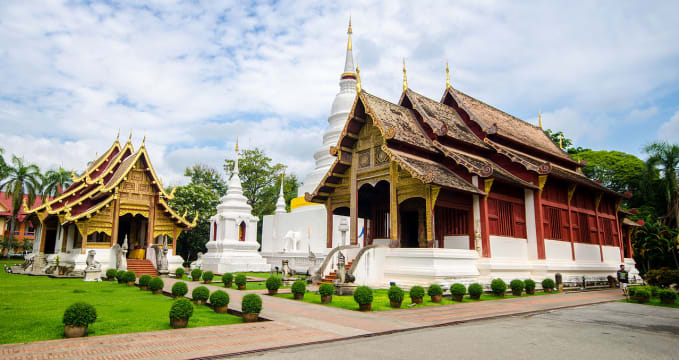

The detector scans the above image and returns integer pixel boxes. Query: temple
[306,62,638,287]
[22,133,196,276]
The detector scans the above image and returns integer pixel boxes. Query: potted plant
[427,284,443,303]
[353,286,373,311]
[192,286,210,305]
[222,273,234,288]
[468,283,483,300]
[388,285,404,308]
[235,274,247,290]
[524,279,536,295]
[62,302,97,338]
[116,270,126,284]
[291,280,306,300]
[149,277,164,294]
[191,269,202,281]
[633,287,651,303]
[123,271,136,286]
[169,298,193,329]
[450,283,466,302]
[658,289,677,304]
[175,267,185,279]
[105,269,117,281]
[138,275,152,291]
[510,279,525,296]
[242,294,262,322]
[541,278,555,293]
[171,281,189,298]
[209,290,230,313]
[202,271,214,283]
[319,283,335,304]
[490,279,507,297]
[410,286,425,304]
[266,276,282,295]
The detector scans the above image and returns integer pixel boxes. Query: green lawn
[0,260,242,345]
[274,288,554,311]
[620,297,679,309]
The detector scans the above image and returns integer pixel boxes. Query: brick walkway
[0,280,623,360]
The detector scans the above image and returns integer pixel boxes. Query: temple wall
[602,245,621,263]
[574,243,601,262]
[489,236,528,259]
[443,235,468,249]
[545,239,572,261]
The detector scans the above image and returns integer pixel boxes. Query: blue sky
[1,1,678,186]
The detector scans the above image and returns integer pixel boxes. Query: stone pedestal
[83,269,102,282]
[336,283,357,296]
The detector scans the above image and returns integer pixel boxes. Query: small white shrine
[202,140,271,273]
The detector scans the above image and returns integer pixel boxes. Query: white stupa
[202,139,271,273]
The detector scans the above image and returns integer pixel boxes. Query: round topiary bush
[169,298,194,320]
[222,273,234,287]
[116,270,126,283]
[353,286,373,305]
[122,271,136,284]
[450,283,466,301]
[542,278,555,293]
[209,290,230,307]
[175,267,185,278]
[171,281,189,298]
[427,284,443,296]
[202,271,214,283]
[634,287,651,303]
[192,286,210,303]
[235,274,247,289]
[242,293,263,318]
[63,302,97,327]
[266,276,282,293]
[149,277,164,293]
[388,286,404,307]
[319,283,335,297]
[628,286,638,297]
[510,279,525,296]
[524,279,536,294]
[191,269,202,281]
[649,286,660,297]
[291,280,306,294]
[138,274,152,288]
[490,279,507,296]
[658,289,677,303]
[468,283,483,299]
[410,285,425,304]
[105,269,117,280]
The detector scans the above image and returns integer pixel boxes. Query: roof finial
[142,132,146,146]
[128,129,132,143]
[235,136,239,153]
[115,129,120,142]
[538,109,542,129]
[347,17,352,51]
[446,61,451,90]
[355,56,362,94]
[559,133,563,150]
[402,58,408,92]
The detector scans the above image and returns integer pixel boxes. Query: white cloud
[658,110,679,142]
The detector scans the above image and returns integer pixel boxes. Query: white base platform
[201,249,272,274]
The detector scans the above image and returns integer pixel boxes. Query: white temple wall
[574,243,602,262]
[443,235,468,249]
[524,189,539,260]
[352,247,386,286]
[602,245,621,263]
[489,236,528,259]
[545,239,572,261]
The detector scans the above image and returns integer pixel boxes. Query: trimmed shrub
[634,287,650,299]
[542,278,555,291]
[468,283,483,298]
[222,273,234,286]
[169,298,193,320]
[242,294,263,314]
[524,279,536,292]
[410,286,425,299]
[490,279,507,295]
[116,270,126,282]
[658,289,677,302]
[510,279,525,294]
[353,286,373,305]
[191,269,203,281]
[427,284,443,297]
[149,277,164,292]
[450,283,466,297]
[105,269,117,280]
[192,286,210,301]
[628,286,639,297]
[63,302,97,326]
[175,267,185,278]
[235,274,247,287]
[138,275,152,287]
[121,271,136,283]
[291,280,306,295]
[171,281,189,297]
[649,286,660,297]
[388,286,405,303]
[266,276,283,291]
[319,283,335,297]
[209,290,230,307]
[202,271,214,282]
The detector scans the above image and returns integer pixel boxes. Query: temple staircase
[127,259,158,277]
[321,260,353,284]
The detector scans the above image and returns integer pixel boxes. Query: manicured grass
[0,260,242,345]
[274,289,554,311]
[620,297,679,309]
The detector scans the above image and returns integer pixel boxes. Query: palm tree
[0,156,41,258]
[0,147,7,181]
[42,168,73,197]
[644,141,679,227]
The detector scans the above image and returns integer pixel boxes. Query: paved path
[0,282,625,360]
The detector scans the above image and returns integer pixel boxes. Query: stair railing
[312,244,359,284]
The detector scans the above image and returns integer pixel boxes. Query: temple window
[87,232,110,243]
[213,222,217,241]
[238,221,246,242]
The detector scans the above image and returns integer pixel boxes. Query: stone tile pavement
[0,279,624,360]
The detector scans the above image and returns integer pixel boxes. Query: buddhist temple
[22,133,196,276]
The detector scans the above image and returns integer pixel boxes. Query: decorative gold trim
[538,175,548,192]
[65,195,115,222]
[484,178,494,195]
[567,184,577,204]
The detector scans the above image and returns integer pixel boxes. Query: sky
[1,1,678,186]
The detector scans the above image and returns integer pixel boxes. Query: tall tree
[0,156,41,257]
[644,141,679,227]
[184,164,227,197]
[0,148,7,181]
[42,168,73,197]
[575,150,647,207]
[168,183,220,263]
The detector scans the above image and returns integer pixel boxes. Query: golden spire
[127,129,132,143]
[142,132,146,146]
[402,58,408,92]
[538,109,542,129]
[559,133,563,150]
[235,136,239,153]
[446,61,451,90]
[115,129,120,142]
[355,56,362,94]
[347,17,352,50]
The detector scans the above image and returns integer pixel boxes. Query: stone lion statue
[86,250,101,271]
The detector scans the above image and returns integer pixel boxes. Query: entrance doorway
[117,214,148,251]
[399,198,425,248]
[44,229,57,254]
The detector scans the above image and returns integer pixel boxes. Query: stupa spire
[341,17,356,80]
[234,137,239,175]
[275,173,286,214]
